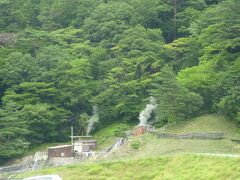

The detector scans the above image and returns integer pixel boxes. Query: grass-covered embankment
[93,122,134,150]
[21,154,240,180]
[106,115,240,160]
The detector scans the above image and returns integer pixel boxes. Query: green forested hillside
[0,0,239,162]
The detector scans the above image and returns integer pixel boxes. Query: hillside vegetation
[0,0,239,163]
[160,114,240,137]
[15,114,240,179]
[105,115,240,160]
[20,155,240,180]
[93,122,134,150]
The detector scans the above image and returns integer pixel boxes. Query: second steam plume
[86,105,99,135]
[138,97,157,126]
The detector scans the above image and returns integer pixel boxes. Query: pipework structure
[69,126,97,157]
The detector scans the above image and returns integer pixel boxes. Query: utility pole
[71,126,73,145]
[71,126,74,157]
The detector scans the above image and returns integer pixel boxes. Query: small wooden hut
[132,126,146,136]
[48,145,73,158]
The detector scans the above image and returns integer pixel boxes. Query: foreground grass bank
[20,154,240,180]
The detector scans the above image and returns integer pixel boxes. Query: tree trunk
[173,0,177,40]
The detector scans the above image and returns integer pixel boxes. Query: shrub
[131,140,141,150]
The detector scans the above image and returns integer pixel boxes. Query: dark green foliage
[0,139,29,163]
[0,0,41,31]
[218,59,240,121]
[178,0,240,113]
[0,0,239,162]
[0,52,37,86]
[131,140,141,150]
[114,124,130,138]
[0,102,30,162]
[20,104,70,143]
[0,102,29,139]
[75,113,89,136]
[151,66,203,125]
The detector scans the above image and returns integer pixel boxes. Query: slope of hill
[93,122,134,150]
[13,114,240,179]
[1,0,239,163]
[159,114,240,138]
[107,114,240,160]
[20,154,240,180]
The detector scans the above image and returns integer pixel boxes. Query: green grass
[160,114,240,138]
[15,114,240,179]
[18,154,240,180]
[24,114,239,161]
[106,114,240,160]
[93,122,134,150]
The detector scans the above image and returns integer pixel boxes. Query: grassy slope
[93,122,134,150]
[17,115,240,179]
[20,155,240,180]
[160,114,240,138]
[107,114,240,160]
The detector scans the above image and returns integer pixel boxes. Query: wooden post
[71,126,73,145]
[71,126,74,157]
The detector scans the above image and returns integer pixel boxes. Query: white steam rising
[87,105,99,135]
[138,97,157,126]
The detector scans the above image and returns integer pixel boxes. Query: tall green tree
[0,102,29,162]
[20,103,70,143]
[0,52,37,87]
[151,65,203,125]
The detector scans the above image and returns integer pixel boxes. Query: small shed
[132,126,146,136]
[48,145,73,158]
[74,140,97,153]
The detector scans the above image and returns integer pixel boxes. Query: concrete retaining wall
[157,132,224,140]
[0,161,33,173]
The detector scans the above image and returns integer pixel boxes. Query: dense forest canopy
[0,0,239,162]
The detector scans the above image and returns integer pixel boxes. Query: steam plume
[87,105,99,135]
[138,97,157,126]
